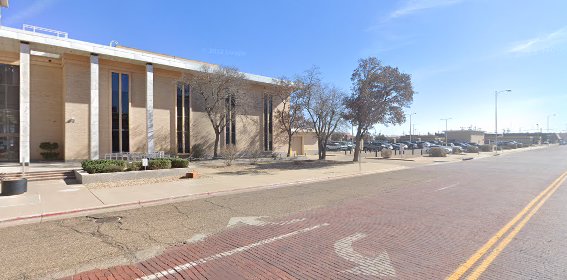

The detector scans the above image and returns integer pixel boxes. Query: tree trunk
[287,138,292,157]
[352,127,363,162]
[213,132,220,158]
[317,140,324,160]
[318,139,327,160]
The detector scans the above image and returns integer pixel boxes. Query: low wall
[74,168,190,184]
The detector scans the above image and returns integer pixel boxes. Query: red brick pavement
[61,154,567,280]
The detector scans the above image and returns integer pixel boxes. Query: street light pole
[494,89,511,152]
[441,118,452,145]
[408,113,416,142]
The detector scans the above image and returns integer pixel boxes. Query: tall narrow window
[263,94,273,151]
[111,72,129,153]
[225,94,236,145]
[176,82,190,153]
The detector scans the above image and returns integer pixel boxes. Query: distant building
[485,133,560,145]
[445,130,485,144]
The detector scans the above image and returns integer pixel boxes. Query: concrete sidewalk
[0,145,549,227]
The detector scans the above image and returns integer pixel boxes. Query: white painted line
[136,223,330,280]
[227,216,307,228]
[436,183,460,192]
[186,233,207,244]
[334,233,395,277]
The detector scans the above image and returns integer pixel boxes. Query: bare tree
[272,77,306,157]
[344,57,415,162]
[299,67,346,160]
[187,65,246,158]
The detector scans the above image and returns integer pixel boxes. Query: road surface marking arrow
[227,216,269,227]
[227,216,306,228]
[334,233,396,277]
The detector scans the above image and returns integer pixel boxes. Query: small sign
[142,158,148,167]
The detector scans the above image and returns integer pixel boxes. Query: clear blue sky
[4,0,566,136]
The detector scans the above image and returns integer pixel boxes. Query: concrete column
[19,42,30,165]
[89,54,99,159]
[146,63,154,154]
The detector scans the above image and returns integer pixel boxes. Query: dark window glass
[0,65,6,85]
[268,95,273,150]
[176,83,183,133]
[121,74,129,152]
[263,94,273,151]
[264,96,268,150]
[0,86,6,109]
[6,86,19,110]
[0,64,19,162]
[6,65,18,85]
[225,94,236,145]
[111,73,120,152]
[112,131,119,153]
[177,132,183,153]
[122,130,129,152]
[184,84,190,152]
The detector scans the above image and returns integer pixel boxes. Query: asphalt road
[1,146,566,279]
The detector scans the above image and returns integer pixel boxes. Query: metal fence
[103,151,168,161]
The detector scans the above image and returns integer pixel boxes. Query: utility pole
[440,118,452,145]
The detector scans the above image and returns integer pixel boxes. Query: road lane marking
[436,183,460,191]
[334,233,396,277]
[465,173,567,280]
[136,223,330,280]
[227,216,307,228]
[447,171,567,279]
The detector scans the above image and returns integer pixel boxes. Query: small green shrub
[127,161,144,171]
[465,146,480,153]
[81,159,126,174]
[39,142,60,160]
[190,143,207,159]
[452,147,463,154]
[429,147,447,157]
[381,149,392,158]
[171,158,189,168]
[479,145,493,152]
[148,158,172,170]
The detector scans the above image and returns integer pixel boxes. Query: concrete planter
[1,178,28,196]
[74,168,190,184]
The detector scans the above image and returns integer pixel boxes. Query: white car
[426,145,452,154]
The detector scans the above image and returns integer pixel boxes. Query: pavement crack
[57,219,138,263]
[203,199,248,215]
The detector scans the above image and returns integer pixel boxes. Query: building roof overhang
[0,26,276,85]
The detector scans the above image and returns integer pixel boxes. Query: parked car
[326,142,342,151]
[416,141,431,149]
[339,141,353,151]
[363,142,392,152]
[401,141,419,149]
[426,145,452,154]
[391,143,408,150]
[560,140,566,145]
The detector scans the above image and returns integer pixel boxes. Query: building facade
[0,26,285,162]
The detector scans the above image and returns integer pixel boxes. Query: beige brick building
[0,26,286,162]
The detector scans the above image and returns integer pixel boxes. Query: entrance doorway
[0,64,19,162]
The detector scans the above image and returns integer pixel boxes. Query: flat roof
[0,26,275,85]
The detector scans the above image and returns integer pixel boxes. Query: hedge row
[81,158,189,174]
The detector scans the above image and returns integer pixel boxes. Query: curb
[0,167,408,227]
